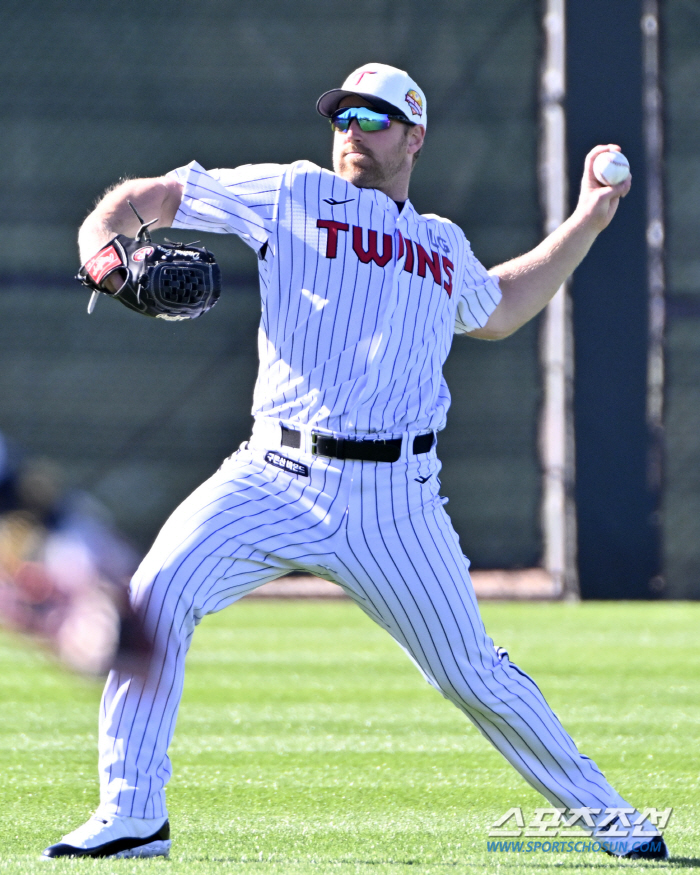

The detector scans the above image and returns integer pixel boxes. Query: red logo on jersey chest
[316,220,453,296]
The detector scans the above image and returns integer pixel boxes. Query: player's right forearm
[78,177,183,263]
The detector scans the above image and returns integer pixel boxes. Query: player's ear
[407,124,425,156]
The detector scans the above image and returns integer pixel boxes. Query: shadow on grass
[186,858,678,869]
[501,857,700,872]
[199,861,440,867]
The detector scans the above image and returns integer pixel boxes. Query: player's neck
[344,174,411,204]
[371,169,411,203]
[376,182,410,202]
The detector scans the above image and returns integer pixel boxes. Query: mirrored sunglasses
[330,107,408,133]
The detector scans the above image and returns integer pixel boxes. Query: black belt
[280,426,434,463]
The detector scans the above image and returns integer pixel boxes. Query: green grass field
[1,600,698,873]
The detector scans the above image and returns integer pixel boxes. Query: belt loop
[335,436,345,460]
[412,431,435,455]
[280,425,301,450]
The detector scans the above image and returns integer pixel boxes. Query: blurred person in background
[0,431,140,675]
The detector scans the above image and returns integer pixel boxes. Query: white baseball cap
[317,63,427,129]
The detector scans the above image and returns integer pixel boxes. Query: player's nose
[345,119,366,139]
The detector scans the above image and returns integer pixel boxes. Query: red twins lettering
[317,220,449,296]
[416,243,441,285]
[316,219,349,258]
[352,226,392,267]
[442,257,454,297]
[402,236,414,274]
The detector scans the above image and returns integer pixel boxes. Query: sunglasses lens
[330,113,351,133]
[359,112,392,132]
[331,108,392,133]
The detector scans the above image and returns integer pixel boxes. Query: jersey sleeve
[165,160,286,252]
[453,241,503,334]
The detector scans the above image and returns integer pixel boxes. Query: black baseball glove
[76,202,221,320]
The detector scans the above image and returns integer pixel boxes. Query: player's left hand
[574,144,632,233]
[76,201,221,320]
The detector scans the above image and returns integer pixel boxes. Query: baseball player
[43,64,667,861]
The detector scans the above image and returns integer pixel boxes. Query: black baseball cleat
[620,836,669,860]
[601,835,670,861]
[41,814,170,860]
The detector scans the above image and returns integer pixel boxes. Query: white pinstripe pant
[98,436,635,823]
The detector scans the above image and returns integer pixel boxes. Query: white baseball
[592,151,630,186]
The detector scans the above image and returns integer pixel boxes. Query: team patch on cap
[405,89,423,117]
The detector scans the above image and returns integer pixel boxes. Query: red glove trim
[84,244,123,285]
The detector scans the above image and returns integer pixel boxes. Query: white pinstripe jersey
[166,160,502,436]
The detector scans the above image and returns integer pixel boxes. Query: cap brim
[316,89,411,122]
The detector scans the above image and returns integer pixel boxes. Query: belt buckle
[311,431,345,460]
